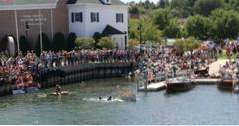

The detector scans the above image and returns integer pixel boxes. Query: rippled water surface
[0,78,239,125]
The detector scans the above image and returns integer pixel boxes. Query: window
[116,13,124,23]
[91,12,99,22]
[71,12,83,23]
[75,12,83,22]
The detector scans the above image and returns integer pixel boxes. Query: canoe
[50,91,69,96]
[12,87,39,95]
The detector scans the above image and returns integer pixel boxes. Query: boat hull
[166,82,194,93]
[218,80,233,90]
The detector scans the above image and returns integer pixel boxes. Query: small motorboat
[50,91,69,96]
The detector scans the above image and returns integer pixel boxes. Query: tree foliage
[153,8,173,30]
[186,15,211,40]
[194,0,224,16]
[163,18,182,38]
[210,9,239,40]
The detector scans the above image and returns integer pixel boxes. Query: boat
[119,91,136,102]
[218,73,234,90]
[50,91,69,96]
[166,76,194,93]
[12,86,39,95]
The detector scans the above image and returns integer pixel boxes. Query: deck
[138,81,166,92]
[193,78,221,85]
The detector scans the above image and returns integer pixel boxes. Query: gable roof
[67,0,125,5]
[102,25,125,36]
[0,0,59,10]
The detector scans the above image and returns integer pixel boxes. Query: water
[0,78,239,125]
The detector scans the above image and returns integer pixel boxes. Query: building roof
[0,0,59,10]
[67,0,125,5]
[102,25,125,36]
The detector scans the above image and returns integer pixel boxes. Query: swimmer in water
[107,96,112,101]
[99,96,102,100]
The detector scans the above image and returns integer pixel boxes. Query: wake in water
[83,97,124,103]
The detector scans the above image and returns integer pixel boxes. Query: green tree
[186,15,211,40]
[210,9,239,40]
[163,18,182,38]
[224,0,239,11]
[170,0,195,18]
[153,8,173,30]
[142,20,162,43]
[75,37,96,49]
[194,0,224,16]
[97,37,116,49]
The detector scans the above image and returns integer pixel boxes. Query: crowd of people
[0,49,140,89]
[136,45,216,84]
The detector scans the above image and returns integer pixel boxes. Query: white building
[68,0,128,49]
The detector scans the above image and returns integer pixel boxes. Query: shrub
[52,32,67,51]
[75,37,96,49]
[128,39,140,49]
[19,35,30,55]
[67,32,77,51]
[35,33,51,56]
[97,37,116,49]
[93,32,102,48]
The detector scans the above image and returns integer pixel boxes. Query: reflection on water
[0,78,239,124]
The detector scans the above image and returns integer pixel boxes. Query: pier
[138,81,166,92]
[137,78,222,92]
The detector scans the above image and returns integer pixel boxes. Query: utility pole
[38,9,43,53]
[14,9,20,55]
[138,23,143,54]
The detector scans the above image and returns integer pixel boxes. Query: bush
[52,32,67,51]
[19,35,30,55]
[75,37,96,49]
[67,32,77,51]
[128,39,140,49]
[174,37,200,55]
[97,37,116,49]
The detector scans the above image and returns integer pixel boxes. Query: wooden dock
[138,81,166,92]
[192,78,221,85]
[137,78,222,92]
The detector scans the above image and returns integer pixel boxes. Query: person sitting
[55,84,62,95]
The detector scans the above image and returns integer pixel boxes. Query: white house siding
[111,34,125,49]
[68,3,128,49]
